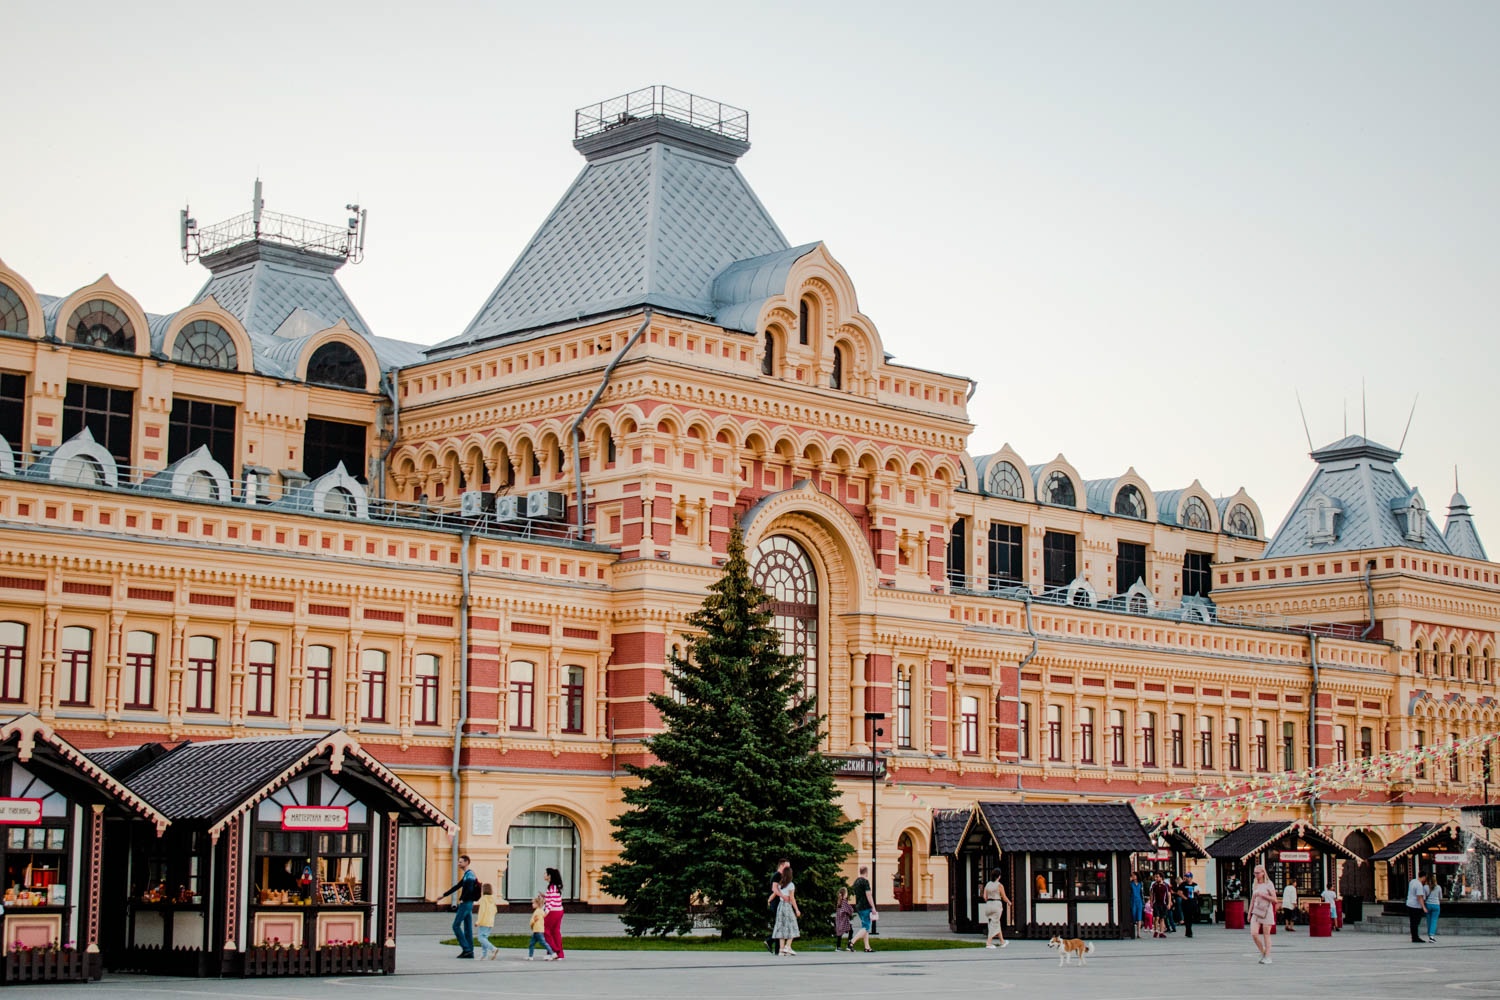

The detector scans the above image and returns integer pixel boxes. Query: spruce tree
[601,523,855,937]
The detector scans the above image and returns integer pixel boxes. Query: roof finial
[1455,465,1460,494]
[1398,394,1418,452]
[1295,390,1314,453]
[1361,378,1367,439]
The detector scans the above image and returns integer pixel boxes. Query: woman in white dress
[770,867,801,955]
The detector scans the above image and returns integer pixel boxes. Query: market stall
[0,715,169,984]
[1372,823,1499,917]
[1207,820,1358,924]
[90,730,455,977]
[940,802,1153,939]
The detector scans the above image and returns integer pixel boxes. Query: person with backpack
[437,854,482,958]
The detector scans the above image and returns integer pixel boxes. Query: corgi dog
[1047,936,1094,966]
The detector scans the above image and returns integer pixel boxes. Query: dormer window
[1225,503,1256,537]
[1398,494,1427,543]
[1304,493,1340,544]
[1114,484,1146,519]
[66,299,134,352]
[1040,471,1076,508]
[1180,496,1211,530]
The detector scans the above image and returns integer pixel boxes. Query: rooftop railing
[575,86,749,142]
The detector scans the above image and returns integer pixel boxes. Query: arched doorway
[750,535,819,701]
[504,810,580,902]
[1342,830,1376,902]
[894,832,915,910]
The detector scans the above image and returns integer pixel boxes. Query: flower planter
[316,943,388,975]
[242,945,314,977]
[3,948,96,983]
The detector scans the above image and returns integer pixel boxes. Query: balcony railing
[575,86,749,142]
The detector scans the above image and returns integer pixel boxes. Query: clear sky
[5,1,1497,542]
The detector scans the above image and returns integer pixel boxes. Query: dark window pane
[987,522,1023,587]
[1117,542,1147,592]
[1042,531,1076,588]
[62,381,134,468]
[304,418,367,482]
[0,372,25,463]
[306,342,367,389]
[169,398,238,474]
[1183,551,1213,598]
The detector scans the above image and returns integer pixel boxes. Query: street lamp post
[866,711,886,935]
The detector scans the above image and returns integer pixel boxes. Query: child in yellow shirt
[528,893,556,960]
[475,883,499,960]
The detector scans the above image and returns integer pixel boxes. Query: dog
[1047,936,1094,966]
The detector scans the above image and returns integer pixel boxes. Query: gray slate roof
[1262,435,1453,559]
[98,733,323,822]
[1369,824,1450,862]
[438,117,791,352]
[1206,820,1358,862]
[931,808,970,856]
[1443,491,1488,560]
[974,802,1153,853]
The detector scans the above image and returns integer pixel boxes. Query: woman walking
[1129,872,1144,937]
[1424,875,1442,942]
[770,866,801,955]
[542,867,566,960]
[833,887,855,952]
[1248,865,1278,965]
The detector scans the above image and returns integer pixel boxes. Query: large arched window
[985,461,1025,499]
[1114,484,1146,519]
[0,283,29,337]
[504,811,579,902]
[751,535,819,701]
[66,299,134,352]
[762,332,776,376]
[172,319,239,370]
[798,298,811,345]
[830,345,844,390]
[1180,496,1211,530]
[1225,503,1256,537]
[1040,471,1076,507]
[306,341,367,389]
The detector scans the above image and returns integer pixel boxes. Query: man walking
[1405,871,1429,943]
[438,854,482,958]
[849,865,875,953]
[1177,871,1197,939]
[765,859,789,955]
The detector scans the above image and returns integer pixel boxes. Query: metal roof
[1369,823,1451,862]
[1443,491,1489,560]
[930,808,970,856]
[1262,435,1453,559]
[438,117,790,352]
[1206,820,1359,862]
[973,802,1153,853]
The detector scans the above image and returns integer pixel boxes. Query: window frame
[359,649,388,723]
[413,653,440,726]
[960,695,980,756]
[185,635,218,713]
[247,640,277,717]
[59,625,94,707]
[562,665,585,735]
[509,660,536,731]
[304,644,334,720]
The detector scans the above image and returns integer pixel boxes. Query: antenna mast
[1398,395,1419,452]
[1295,390,1315,452]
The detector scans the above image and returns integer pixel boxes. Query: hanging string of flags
[1136,730,1499,835]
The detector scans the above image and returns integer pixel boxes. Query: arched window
[762,332,775,376]
[59,625,93,706]
[306,341,367,389]
[0,621,27,703]
[185,635,217,712]
[1040,471,1076,507]
[66,299,134,352]
[1180,496,1211,530]
[247,640,277,717]
[304,644,334,720]
[360,648,388,722]
[562,665,585,734]
[172,319,238,370]
[322,486,354,516]
[0,283,29,337]
[960,696,980,756]
[830,345,844,390]
[504,811,579,902]
[798,299,811,345]
[1114,484,1146,519]
[985,461,1025,499]
[122,630,156,710]
[1413,639,1425,675]
[751,535,819,701]
[509,661,536,730]
[1226,503,1256,537]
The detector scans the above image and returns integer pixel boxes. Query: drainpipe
[1360,559,1378,639]
[378,368,401,501]
[569,309,653,539]
[1016,591,1039,795]
[450,527,472,887]
[1308,633,1319,826]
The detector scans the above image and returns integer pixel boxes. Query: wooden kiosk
[1207,819,1358,921]
[0,715,169,984]
[937,802,1153,940]
[90,730,455,977]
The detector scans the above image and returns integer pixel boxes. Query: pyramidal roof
[1444,486,1488,560]
[1263,435,1453,559]
[435,104,793,354]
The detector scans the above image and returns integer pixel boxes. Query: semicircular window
[1040,470,1076,507]
[1114,484,1146,519]
[172,319,238,370]
[751,535,819,702]
[1225,503,1256,537]
[985,460,1025,499]
[66,299,134,352]
[1180,496,1211,530]
[0,283,28,337]
[306,341,366,389]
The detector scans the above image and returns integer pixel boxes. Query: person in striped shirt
[543,867,566,960]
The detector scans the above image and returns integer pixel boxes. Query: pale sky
[5,1,1497,543]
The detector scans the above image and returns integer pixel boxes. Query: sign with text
[827,755,887,779]
[1434,852,1468,864]
[0,798,43,825]
[1152,849,1173,861]
[281,806,349,831]
[1277,850,1312,863]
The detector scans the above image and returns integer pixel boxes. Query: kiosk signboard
[0,797,43,825]
[281,806,349,831]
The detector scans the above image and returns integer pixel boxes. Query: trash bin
[1198,893,1215,922]
[1341,894,1363,923]
[1224,898,1246,929]
[1308,901,1333,937]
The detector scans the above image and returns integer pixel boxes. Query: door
[894,834,913,910]
[1342,831,1376,901]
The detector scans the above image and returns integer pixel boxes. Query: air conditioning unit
[459,491,495,517]
[526,490,567,521]
[494,495,523,522]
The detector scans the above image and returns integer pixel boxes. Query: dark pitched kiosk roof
[115,734,325,822]
[1207,820,1359,862]
[931,809,970,856]
[1152,824,1209,859]
[974,803,1154,853]
[1370,824,1450,862]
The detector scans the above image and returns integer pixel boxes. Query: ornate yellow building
[1,88,1493,910]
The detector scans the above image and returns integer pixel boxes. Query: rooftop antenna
[1343,399,1348,438]
[1398,394,1419,452]
[1295,390,1315,452]
[1455,465,1460,494]
[252,178,264,238]
[1361,378,1367,439]
[178,202,198,263]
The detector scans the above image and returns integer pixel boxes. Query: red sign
[280,806,348,831]
[0,798,43,825]
[1278,850,1312,863]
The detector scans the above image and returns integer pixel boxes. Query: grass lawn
[440,934,976,952]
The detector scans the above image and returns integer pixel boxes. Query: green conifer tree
[601,524,855,937]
